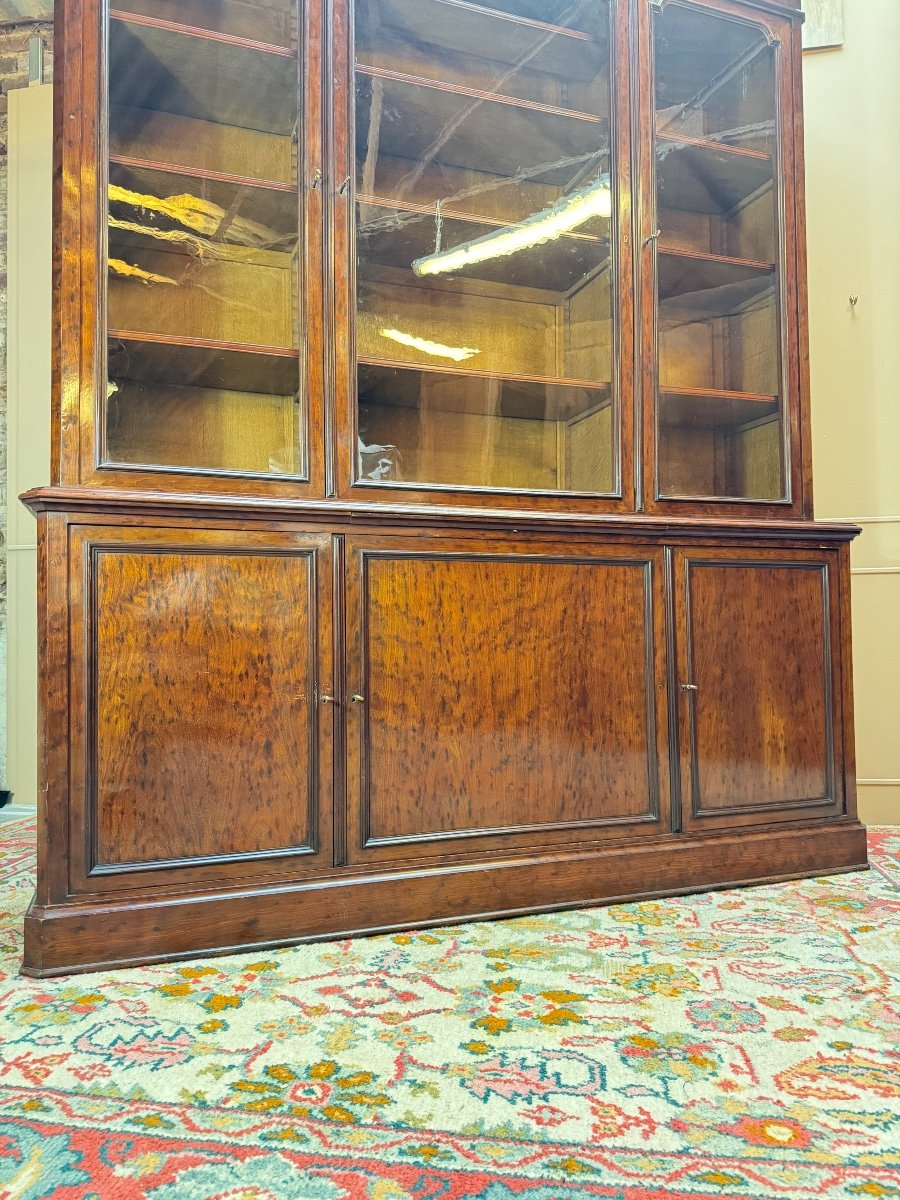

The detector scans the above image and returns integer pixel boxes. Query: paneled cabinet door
[672,548,846,830]
[63,524,334,893]
[638,0,807,514]
[342,535,671,865]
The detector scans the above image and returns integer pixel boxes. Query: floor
[1,818,898,1199]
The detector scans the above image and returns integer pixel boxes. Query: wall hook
[849,294,859,308]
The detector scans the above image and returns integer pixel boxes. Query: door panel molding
[345,536,672,864]
[67,524,334,892]
[674,548,842,828]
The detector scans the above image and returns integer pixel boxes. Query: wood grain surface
[91,540,324,867]
[675,549,841,827]
[344,536,671,861]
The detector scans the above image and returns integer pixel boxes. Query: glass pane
[653,3,785,501]
[353,0,617,493]
[104,1,303,478]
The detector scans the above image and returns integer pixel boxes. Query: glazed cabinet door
[672,548,847,830]
[56,522,334,894]
[342,535,671,864]
[61,0,326,495]
[332,0,636,510]
[638,0,808,514]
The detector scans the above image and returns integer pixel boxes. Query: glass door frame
[329,0,638,513]
[67,0,328,498]
[636,0,811,518]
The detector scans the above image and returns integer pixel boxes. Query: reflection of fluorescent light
[380,328,480,362]
[412,175,612,278]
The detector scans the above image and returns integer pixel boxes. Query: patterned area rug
[0,821,898,1200]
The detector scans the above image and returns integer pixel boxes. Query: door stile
[328,0,357,499]
[635,0,659,516]
[302,0,329,497]
[611,0,638,511]
[662,544,683,832]
[331,532,349,866]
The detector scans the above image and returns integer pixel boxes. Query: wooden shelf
[108,332,300,395]
[658,247,775,313]
[372,0,602,83]
[357,64,601,123]
[115,0,294,49]
[359,357,610,422]
[357,195,609,294]
[659,386,779,430]
[109,8,294,56]
[656,133,773,214]
[109,11,298,136]
[109,158,299,242]
[355,67,608,186]
[658,247,773,298]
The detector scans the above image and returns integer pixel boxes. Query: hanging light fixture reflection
[412,175,612,279]
[380,328,480,362]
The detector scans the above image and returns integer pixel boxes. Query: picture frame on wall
[800,0,845,49]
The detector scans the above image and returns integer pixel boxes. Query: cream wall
[802,0,900,825]
[5,84,52,816]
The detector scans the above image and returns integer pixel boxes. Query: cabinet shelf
[658,247,775,314]
[109,11,298,136]
[107,211,296,347]
[109,106,295,185]
[357,195,609,294]
[115,0,293,48]
[109,9,295,57]
[359,356,609,422]
[356,64,601,123]
[658,247,773,301]
[656,132,773,215]
[109,153,296,194]
[109,157,299,242]
[659,386,779,430]
[356,67,608,186]
[108,331,300,395]
[372,0,601,83]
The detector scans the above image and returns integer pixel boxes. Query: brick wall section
[0,22,53,789]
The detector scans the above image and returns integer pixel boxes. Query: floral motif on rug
[0,819,898,1199]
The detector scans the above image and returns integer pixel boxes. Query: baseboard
[22,820,870,977]
[857,784,900,826]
